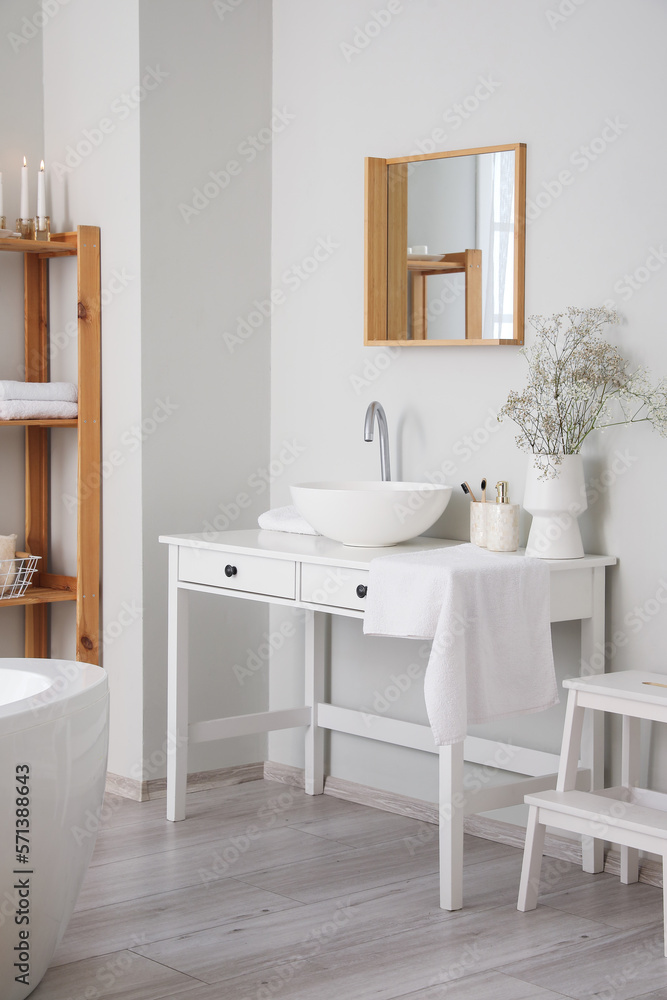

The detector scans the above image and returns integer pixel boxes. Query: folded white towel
[0,400,78,420]
[363,543,557,745]
[258,505,319,535]
[0,380,77,402]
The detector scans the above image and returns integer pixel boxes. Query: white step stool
[518,670,667,956]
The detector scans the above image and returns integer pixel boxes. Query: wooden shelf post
[76,226,101,663]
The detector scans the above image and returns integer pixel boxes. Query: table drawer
[300,563,369,611]
[179,547,296,600]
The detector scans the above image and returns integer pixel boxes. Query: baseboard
[325,773,440,824]
[263,761,664,890]
[105,772,148,802]
[263,760,307,789]
[106,761,264,803]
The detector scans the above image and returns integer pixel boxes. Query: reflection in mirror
[415,151,513,339]
[389,150,516,340]
[365,143,526,346]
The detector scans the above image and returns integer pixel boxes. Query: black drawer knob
[356,584,368,599]
[225,564,238,578]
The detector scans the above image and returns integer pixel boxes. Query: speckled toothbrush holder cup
[486,503,520,552]
[470,501,488,547]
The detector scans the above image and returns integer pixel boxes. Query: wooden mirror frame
[364,143,526,346]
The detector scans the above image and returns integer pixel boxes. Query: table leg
[439,741,464,910]
[580,565,606,873]
[304,610,326,795]
[621,714,641,883]
[167,545,189,822]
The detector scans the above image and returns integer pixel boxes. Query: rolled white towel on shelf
[0,533,18,596]
[0,380,77,402]
[0,400,78,420]
[258,505,319,535]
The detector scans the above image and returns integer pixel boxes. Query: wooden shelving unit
[0,226,101,663]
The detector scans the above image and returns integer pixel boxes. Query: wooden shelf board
[407,261,465,272]
[0,586,77,608]
[0,236,76,256]
[0,418,78,427]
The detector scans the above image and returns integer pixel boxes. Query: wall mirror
[365,143,526,346]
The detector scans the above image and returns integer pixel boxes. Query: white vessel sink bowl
[291,481,452,547]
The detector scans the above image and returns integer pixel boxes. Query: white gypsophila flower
[498,306,667,478]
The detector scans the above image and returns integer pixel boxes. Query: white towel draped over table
[0,399,78,420]
[0,380,77,402]
[363,543,558,746]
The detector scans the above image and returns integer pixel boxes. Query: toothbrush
[460,482,478,502]
[481,478,487,503]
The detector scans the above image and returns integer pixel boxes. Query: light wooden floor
[33,778,667,1000]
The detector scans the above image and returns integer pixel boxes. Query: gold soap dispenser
[486,481,520,552]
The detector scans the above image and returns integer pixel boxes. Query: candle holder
[16,218,35,240]
[34,216,50,242]
[0,217,6,231]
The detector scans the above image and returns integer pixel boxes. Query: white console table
[160,528,616,910]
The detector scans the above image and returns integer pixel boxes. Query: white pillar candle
[37,161,45,218]
[0,172,4,219]
[20,157,28,218]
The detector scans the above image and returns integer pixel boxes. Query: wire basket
[0,552,41,599]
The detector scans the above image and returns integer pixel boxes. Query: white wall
[43,0,144,778]
[270,0,667,807]
[138,0,272,774]
[41,0,273,782]
[0,1,45,657]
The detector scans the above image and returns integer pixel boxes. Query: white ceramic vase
[524,454,587,559]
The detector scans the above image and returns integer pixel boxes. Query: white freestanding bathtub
[0,658,109,999]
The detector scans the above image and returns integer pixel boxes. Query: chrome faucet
[364,401,391,481]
